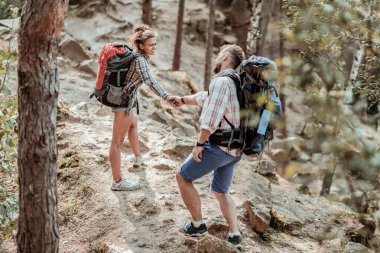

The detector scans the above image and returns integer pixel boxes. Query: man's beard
[213,63,221,74]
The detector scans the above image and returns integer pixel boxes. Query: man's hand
[165,95,183,107]
[192,146,203,163]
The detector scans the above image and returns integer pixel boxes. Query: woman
[110,24,175,191]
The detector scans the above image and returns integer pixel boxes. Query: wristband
[181,97,185,104]
[196,141,205,147]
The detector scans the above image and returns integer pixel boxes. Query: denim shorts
[179,141,242,193]
[111,106,138,116]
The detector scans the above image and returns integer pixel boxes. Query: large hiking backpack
[209,55,282,155]
[90,43,136,107]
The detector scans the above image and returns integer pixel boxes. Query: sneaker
[183,221,208,237]
[111,178,140,191]
[133,155,143,167]
[227,235,242,247]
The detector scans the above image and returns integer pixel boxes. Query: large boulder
[59,37,91,64]
[243,200,271,234]
[196,234,239,253]
[78,59,98,76]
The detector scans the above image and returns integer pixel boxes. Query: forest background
[0,0,380,252]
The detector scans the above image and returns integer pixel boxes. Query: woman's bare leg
[127,112,141,157]
[109,110,131,181]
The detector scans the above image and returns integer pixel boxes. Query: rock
[298,152,311,162]
[208,222,229,236]
[0,18,20,30]
[196,234,238,253]
[162,141,193,158]
[72,102,88,112]
[270,137,302,151]
[256,171,279,184]
[243,200,271,234]
[251,159,277,174]
[344,242,375,253]
[123,140,149,153]
[79,73,94,81]
[78,59,98,76]
[346,215,376,247]
[57,140,70,149]
[163,218,174,224]
[151,110,170,124]
[184,237,198,247]
[226,0,251,27]
[298,184,312,195]
[159,70,199,94]
[321,238,344,252]
[59,37,91,64]
[213,32,225,48]
[153,164,173,171]
[368,235,380,251]
[270,148,288,162]
[58,102,71,121]
[269,209,303,232]
[170,119,197,137]
[184,8,226,43]
[311,153,324,164]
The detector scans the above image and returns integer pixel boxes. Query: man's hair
[220,44,245,69]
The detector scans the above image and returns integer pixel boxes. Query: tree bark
[204,0,216,91]
[17,0,68,252]
[172,0,185,71]
[277,0,286,137]
[343,7,371,106]
[255,0,275,56]
[142,0,152,26]
[246,0,262,55]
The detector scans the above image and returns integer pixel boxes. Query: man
[175,44,245,246]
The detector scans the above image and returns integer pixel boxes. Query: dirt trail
[1,1,377,253]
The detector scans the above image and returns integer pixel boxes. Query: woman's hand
[165,96,183,107]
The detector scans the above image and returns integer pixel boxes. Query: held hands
[165,95,184,107]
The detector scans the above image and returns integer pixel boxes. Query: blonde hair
[130,24,156,52]
[220,44,245,69]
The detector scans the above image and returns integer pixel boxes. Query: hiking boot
[133,155,143,167]
[183,221,208,237]
[111,178,140,191]
[227,234,242,247]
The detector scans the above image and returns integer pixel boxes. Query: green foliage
[0,38,18,237]
[282,0,380,216]
[0,0,23,19]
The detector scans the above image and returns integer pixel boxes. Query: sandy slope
[1,1,378,253]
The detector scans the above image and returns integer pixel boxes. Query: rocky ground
[1,0,379,252]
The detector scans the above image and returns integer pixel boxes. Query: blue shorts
[179,141,242,193]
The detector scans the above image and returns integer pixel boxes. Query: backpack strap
[218,72,241,130]
[222,116,235,129]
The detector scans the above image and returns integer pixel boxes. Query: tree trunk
[269,0,283,59]
[246,0,263,55]
[343,7,370,106]
[255,0,275,56]
[204,0,216,90]
[17,0,68,252]
[277,0,286,137]
[142,0,152,26]
[172,0,185,71]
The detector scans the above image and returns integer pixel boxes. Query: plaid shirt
[122,53,169,109]
[196,69,240,156]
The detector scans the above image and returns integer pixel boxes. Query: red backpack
[91,43,135,107]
